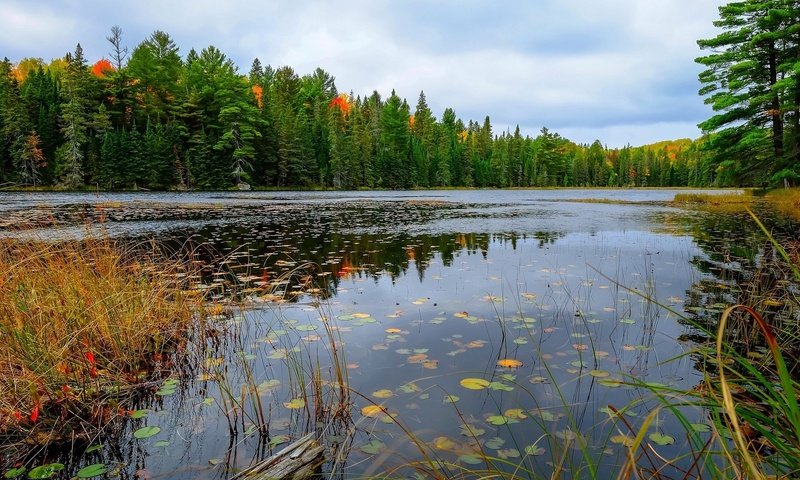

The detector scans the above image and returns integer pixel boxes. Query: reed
[0,237,203,442]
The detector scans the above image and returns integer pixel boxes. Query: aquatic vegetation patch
[0,238,203,445]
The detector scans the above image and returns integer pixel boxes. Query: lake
[0,189,792,479]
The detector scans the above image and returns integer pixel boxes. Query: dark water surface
[1,189,791,479]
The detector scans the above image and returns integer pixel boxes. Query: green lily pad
[690,423,710,433]
[27,464,64,479]
[76,464,107,478]
[485,436,505,449]
[360,439,385,455]
[3,467,25,479]
[648,432,675,445]
[524,443,546,456]
[487,381,514,392]
[459,424,485,437]
[133,426,161,439]
[458,454,483,465]
[487,415,518,425]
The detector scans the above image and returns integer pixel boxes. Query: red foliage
[85,351,98,378]
[30,405,39,422]
[328,94,350,115]
[91,59,115,78]
[252,85,264,109]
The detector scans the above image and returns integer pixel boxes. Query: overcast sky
[1,0,726,147]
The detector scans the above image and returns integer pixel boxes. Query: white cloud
[0,2,79,60]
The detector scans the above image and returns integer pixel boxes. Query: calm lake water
[1,189,793,479]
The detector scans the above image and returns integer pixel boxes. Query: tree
[127,31,182,123]
[0,57,32,184]
[378,90,412,188]
[697,1,800,185]
[57,44,91,188]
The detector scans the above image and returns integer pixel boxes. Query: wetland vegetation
[0,189,797,479]
[2,0,800,478]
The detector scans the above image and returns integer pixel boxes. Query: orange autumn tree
[328,93,351,116]
[91,58,115,78]
[251,84,264,109]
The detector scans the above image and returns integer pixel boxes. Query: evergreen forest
[1,3,798,191]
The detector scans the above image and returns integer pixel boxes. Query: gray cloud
[1,0,726,147]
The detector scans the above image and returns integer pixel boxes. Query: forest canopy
[0,15,789,190]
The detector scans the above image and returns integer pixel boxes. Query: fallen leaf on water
[505,408,527,419]
[434,436,455,450]
[372,389,393,399]
[361,405,386,418]
[283,398,305,409]
[610,434,634,447]
[497,359,523,368]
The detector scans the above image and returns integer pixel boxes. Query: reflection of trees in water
[670,208,800,371]
[161,219,565,301]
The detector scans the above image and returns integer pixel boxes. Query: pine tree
[378,90,412,188]
[57,44,91,188]
[697,0,800,185]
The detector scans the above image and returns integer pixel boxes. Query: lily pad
[487,381,513,392]
[27,464,64,479]
[524,444,545,456]
[76,464,107,478]
[133,426,161,439]
[3,468,25,479]
[648,432,675,446]
[360,439,385,455]
[690,423,710,433]
[459,378,490,390]
[458,454,483,465]
[485,437,505,449]
[372,389,393,399]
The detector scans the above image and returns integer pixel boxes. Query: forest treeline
[0,13,790,190]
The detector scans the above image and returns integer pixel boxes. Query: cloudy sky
[1,0,725,147]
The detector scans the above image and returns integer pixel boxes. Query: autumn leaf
[372,389,393,399]
[284,398,305,409]
[497,358,522,368]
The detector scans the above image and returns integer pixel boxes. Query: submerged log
[231,433,325,480]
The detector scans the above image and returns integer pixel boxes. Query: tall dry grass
[0,238,202,440]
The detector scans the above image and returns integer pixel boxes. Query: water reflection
[0,190,796,479]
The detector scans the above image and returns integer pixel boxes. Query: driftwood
[230,433,326,480]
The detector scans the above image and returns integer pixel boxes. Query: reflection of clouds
[4,190,722,477]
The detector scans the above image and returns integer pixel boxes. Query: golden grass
[673,191,753,205]
[0,238,202,439]
[766,188,800,221]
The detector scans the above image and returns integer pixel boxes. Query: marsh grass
[605,210,800,479]
[0,237,204,444]
[765,188,800,222]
